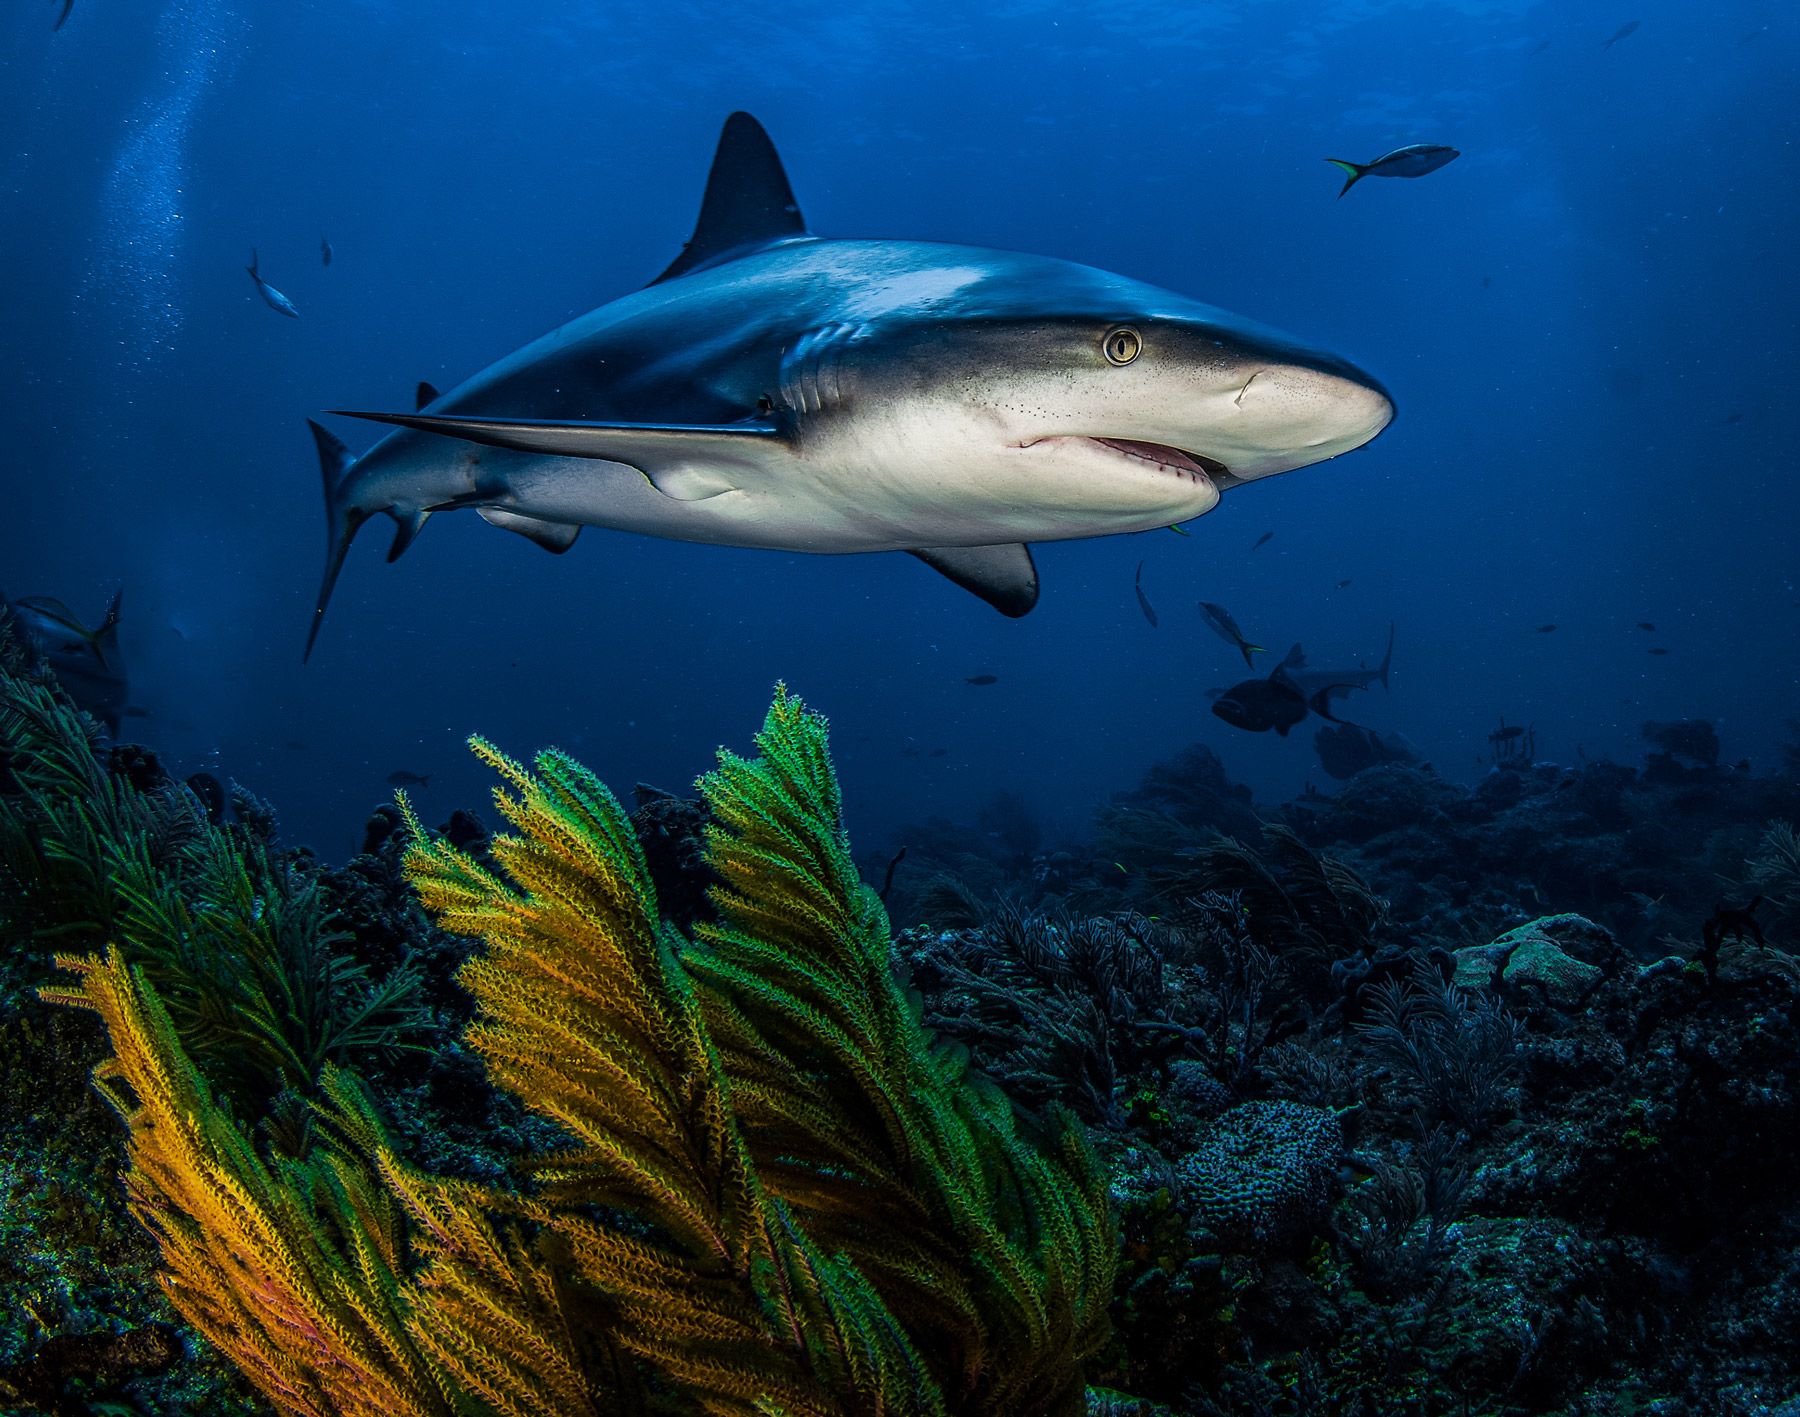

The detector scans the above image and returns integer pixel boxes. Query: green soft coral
[51,686,1113,1416]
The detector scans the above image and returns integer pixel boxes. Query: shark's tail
[1325,159,1368,198]
[247,247,259,279]
[305,419,370,662]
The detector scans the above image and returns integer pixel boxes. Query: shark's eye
[1103,326,1142,366]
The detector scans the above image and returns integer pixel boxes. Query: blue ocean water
[2,0,1794,857]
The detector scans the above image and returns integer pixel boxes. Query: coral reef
[38,688,1114,1415]
[4,620,1800,1416]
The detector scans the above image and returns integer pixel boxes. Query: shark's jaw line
[301,111,1395,657]
[1019,436,1224,486]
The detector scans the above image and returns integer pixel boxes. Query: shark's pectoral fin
[478,507,582,554]
[908,544,1039,618]
[331,410,784,473]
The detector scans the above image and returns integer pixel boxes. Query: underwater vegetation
[4,619,1800,1414]
[6,661,1113,1415]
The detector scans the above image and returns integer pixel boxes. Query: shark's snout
[1224,358,1394,477]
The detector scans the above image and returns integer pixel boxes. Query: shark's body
[6,591,128,734]
[307,113,1393,656]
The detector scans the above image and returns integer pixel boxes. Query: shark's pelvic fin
[331,409,783,465]
[415,381,440,410]
[651,112,810,285]
[908,544,1040,618]
[477,507,582,553]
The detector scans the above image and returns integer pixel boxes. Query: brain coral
[1177,1100,1344,1251]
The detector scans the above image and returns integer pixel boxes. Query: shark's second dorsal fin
[651,112,808,285]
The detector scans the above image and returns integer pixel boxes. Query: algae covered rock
[1502,934,1603,1008]
[1454,913,1617,1008]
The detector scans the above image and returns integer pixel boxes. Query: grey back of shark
[305,112,1394,658]
[6,591,128,734]
[1212,624,1394,736]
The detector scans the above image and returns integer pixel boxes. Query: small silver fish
[247,249,299,318]
[1134,561,1158,628]
[1198,601,1264,670]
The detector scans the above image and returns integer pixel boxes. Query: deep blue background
[2,0,1795,856]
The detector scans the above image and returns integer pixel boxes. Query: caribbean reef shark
[5,590,129,734]
[305,112,1394,658]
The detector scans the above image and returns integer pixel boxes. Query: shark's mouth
[1089,439,1228,484]
[1017,435,1231,488]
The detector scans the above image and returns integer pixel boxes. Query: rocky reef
[2,619,1798,1414]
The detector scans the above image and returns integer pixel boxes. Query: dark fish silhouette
[1325,144,1459,198]
[387,770,430,788]
[1636,622,1656,632]
[246,249,299,318]
[1134,561,1158,628]
[1252,531,1274,550]
[1335,579,1353,589]
[186,772,227,826]
[1529,38,1551,55]
[929,748,948,758]
[1198,601,1264,670]
[1602,20,1640,49]
[321,235,333,267]
[1536,624,1557,633]
[6,590,129,734]
[1647,648,1670,656]
[965,674,998,686]
[1211,626,1395,737]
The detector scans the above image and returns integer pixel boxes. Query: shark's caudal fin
[651,112,809,285]
[247,247,260,278]
[1325,159,1368,198]
[91,589,123,662]
[305,419,369,662]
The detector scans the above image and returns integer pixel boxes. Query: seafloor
[2,623,1797,1415]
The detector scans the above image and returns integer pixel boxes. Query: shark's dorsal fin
[415,381,440,410]
[908,544,1039,618]
[651,112,808,285]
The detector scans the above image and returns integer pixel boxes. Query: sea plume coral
[49,687,1113,1415]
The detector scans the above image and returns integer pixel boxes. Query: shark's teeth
[1091,438,1215,480]
[1018,436,1224,485]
